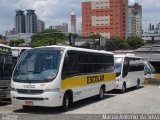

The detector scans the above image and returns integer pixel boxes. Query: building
[142,22,160,41]
[49,23,68,33]
[71,10,76,33]
[82,0,128,38]
[37,20,45,32]
[6,33,33,43]
[5,28,16,35]
[26,9,37,33]
[128,3,142,37]
[147,23,160,33]
[15,10,26,33]
[134,45,160,80]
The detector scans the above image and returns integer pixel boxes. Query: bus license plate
[25,100,33,106]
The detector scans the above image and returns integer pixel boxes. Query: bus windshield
[13,48,63,83]
[114,57,123,77]
[148,62,156,73]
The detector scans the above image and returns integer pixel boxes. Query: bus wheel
[120,83,126,93]
[97,87,104,100]
[136,80,140,89]
[62,94,70,112]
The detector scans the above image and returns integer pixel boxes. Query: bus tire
[97,86,105,100]
[136,80,140,89]
[120,83,126,93]
[61,94,70,112]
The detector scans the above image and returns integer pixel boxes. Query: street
[0,85,160,120]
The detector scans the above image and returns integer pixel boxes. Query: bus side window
[62,51,77,79]
[122,57,129,78]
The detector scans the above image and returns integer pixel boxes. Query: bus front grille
[0,88,10,98]
[0,81,10,87]
[16,97,44,101]
[16,89,44,94]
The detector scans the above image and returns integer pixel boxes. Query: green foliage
[9,39,25,46]
[106,38,128,51]
[89,33,101,39]
[126,36,145,49]
[105,36,144,51]
[30,29,67,47]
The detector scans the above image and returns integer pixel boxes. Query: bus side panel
[124,71,144,88]
[61,73,116,102]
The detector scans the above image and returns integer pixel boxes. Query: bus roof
[11,47,32,57]
[35,45,114,55]
[0,44,11,48]
[114,53,143,59]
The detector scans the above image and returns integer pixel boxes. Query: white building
[5,33,33,43]
[128,3,142,37]
[49,23,68,33]
[37,20,45,32]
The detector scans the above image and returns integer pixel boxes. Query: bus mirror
[116,72,121,77]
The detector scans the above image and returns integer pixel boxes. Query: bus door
[122,57,130,87]
[0,53,12,80]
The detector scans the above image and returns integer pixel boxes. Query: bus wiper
[17,72,26,75]
[27,70,40,73]
[17,72,31,83]
[40,74,49,82]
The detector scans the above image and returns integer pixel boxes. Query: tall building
[82,0,128,38]
[49,23,68,33]
[15,10,26,33]
[26,10,37,33]
[128,3,142,37]
[62,23,68,33]
[37,20,45,32]
[71,10,76,33]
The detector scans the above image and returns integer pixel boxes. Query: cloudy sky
[0,0,160,35]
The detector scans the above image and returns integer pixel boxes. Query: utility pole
[69,33,75,46]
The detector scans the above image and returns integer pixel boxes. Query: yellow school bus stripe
[61,72,116,90]
[155,73,160,79]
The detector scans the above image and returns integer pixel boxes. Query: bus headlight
[44,88,60,92]
[11,87,16,91]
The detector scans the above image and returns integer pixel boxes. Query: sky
[0,0,160,35]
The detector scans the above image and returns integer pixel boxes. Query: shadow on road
[107,86,144,94]
[13,94,116,114]
[0,99,11,106]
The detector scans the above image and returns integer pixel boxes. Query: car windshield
[114,57,123,77]
[13,48,63,83]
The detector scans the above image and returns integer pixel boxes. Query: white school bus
[114,54,144,93]
[11,45,116,111]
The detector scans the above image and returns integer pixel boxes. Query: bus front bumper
[11,91,63,107]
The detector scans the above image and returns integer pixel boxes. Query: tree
[106,38,128,51]
[30,29,67,47]
[89,33,101,39]
[0,39,8,44]
[9,39,25,46]
[126,36,145,49]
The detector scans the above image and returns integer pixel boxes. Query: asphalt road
[0,85,160,120]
